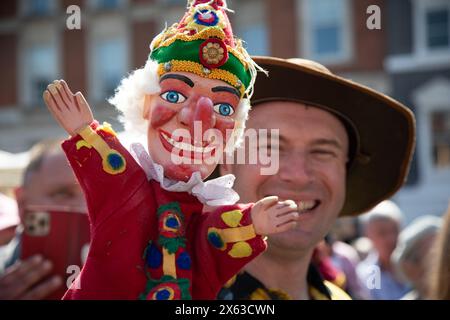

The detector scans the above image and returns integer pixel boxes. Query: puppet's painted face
[143,72,241,182]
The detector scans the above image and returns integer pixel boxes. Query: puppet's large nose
[193,97,215,135]
[179,97,216,142]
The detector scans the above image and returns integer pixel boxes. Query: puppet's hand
[43,80,94,136]
[251,196,299,236]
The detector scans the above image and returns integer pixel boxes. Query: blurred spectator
[429,205,450,300]
[351,237,373,261]
[330,237,370,299]
[0,139,86,300]
[392,215,442,300]
[357,200,410,299]
[329,217,359,244]
[0,193,19,248]
[312,239,347,290]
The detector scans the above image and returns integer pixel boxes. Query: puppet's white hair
[109,59,161,138]
[109,59,250,151]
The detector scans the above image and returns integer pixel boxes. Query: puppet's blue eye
[214,103,234,116]
[160,91,186,104]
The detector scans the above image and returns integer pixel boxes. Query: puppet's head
[110,0,261,182]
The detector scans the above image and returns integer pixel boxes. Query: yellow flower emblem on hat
[202,42,225,65]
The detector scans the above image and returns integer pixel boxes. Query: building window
[426,7,449,49]
[299,0,352,64]
[236,24,269,56]
[160,0,186,5]
[89,0,126,11]
[97,0,119,9]
[233,0,269,56]
[414,0,450,54]
[22,0,55,16]
[92,38,127,101]
[431,110,450,168]
[310,0,341,56]
[25,44,58,107]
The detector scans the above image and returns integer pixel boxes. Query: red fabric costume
[61,122,266,299]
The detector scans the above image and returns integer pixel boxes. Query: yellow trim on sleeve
[77,125,126,175]
[78,125,111,158]
[210,224,256,244]
[76,140,92,150]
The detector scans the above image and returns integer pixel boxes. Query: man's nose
[178,97,216,140]
[278,152,314,186]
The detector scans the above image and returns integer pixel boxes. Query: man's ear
[143,94,152,119]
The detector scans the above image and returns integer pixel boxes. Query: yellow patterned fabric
[221,210,243,228]
[162,248,177,278]
[217,268,353,300]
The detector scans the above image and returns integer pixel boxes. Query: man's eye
[213,103,234,116]
[160,91,186,104]
[312,150,336,158]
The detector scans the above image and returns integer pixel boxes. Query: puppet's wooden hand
[43,80,94,136]
[251,196,299,236]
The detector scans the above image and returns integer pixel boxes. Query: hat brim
[251,56,416,216]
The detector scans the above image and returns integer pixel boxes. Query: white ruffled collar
[130,143,239,206]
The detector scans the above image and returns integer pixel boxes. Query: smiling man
[218,57,416,300]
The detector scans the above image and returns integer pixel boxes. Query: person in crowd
[0,139,86,300]
[392,215,442,300]
[357,200,410,299]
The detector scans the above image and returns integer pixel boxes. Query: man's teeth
[298,200,316,211]
[161,132,213,153]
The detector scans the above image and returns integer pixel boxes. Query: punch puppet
[43,0,299,300]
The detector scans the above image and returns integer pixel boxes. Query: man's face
[18,151,86,218]
[144,72,241,182]
[221,102,349,253]
[366,218,400,261]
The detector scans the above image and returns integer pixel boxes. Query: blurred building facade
[385,0,450,221]
[0,0,448,220]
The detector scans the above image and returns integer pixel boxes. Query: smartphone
[21,205,90,300]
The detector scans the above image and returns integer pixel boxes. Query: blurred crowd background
[0,0,449,300]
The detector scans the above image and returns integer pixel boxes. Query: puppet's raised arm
[43,80,147,226]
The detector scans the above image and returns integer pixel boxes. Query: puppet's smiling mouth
[159,130,216,157]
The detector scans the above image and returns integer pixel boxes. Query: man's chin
[268,227,317,250]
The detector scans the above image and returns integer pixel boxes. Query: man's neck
[244,247,314,300]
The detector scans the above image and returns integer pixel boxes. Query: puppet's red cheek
[150,104,177,128]
[215,118,235,138]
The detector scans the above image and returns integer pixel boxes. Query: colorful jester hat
[149,0,261,98]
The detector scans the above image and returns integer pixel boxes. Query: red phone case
[21,207,90,300]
